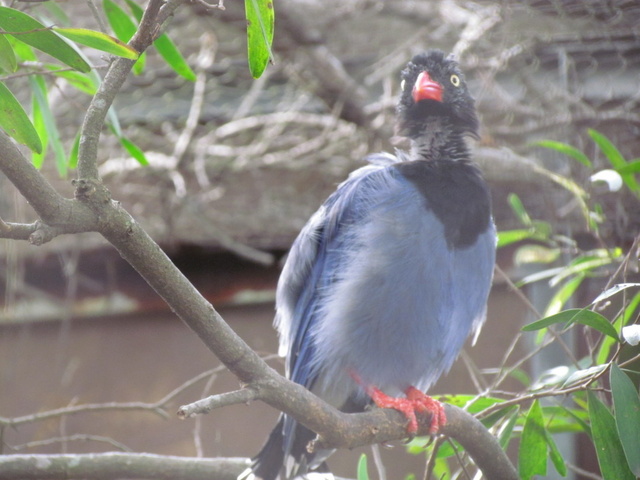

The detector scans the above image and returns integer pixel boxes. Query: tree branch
[0,453,248,480]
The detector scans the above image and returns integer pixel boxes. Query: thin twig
[177,388,259,419]
[8,434,132,453]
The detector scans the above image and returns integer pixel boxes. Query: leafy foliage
[0,2,206,175]
[244,0,275,78]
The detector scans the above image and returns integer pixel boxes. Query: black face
[397,50,479,139]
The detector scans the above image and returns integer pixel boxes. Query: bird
[239,49,496,480]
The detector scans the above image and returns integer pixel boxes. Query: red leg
[405,386,446,434]
[350,372,445,435]
[367,385,421,434]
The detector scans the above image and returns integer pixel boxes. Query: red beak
[412,71,443,103]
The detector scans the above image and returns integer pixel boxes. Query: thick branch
[0,131,99,240]
[0,453,248,480]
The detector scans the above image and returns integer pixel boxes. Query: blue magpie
[239,50,496,480]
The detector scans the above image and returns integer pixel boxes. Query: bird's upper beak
[412,71,443,103]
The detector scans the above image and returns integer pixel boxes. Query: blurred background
[1,1,639,479]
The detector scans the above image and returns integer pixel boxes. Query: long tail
[238,415,334,480]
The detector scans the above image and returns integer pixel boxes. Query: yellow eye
[400,79,406,91]
[450,74,460,87]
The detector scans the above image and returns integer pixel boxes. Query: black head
[396,50,479,139]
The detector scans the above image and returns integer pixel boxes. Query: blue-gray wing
[275,155,495,400]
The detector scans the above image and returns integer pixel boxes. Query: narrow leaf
[0,33,17,72]
[496,229,536,248]
[597,294,639,364]
[589,128,627,168]
[616,160,640,175]
[29,75,66,175]
[514,244,560,265]
[7,33,37,61]
[44,64,98,95]
[0,81,42,153]
[119,136,149,166]
[507,193,532,226]
[68,130,81,169]
[245,0,274,78]
[103,0,137,42]
[31,87,47,169]
[518,400,547,480]
[153,33,196,81]
[589,128,640,193]
[0,7,90,72]
[544,274,585,317]
[588,390,635,480]
[610,364,640,475]
[498,406,520,449]
[592,283,640,305]
[522,309,619,341]
[123,0,196,81]
[53,27,139,60]
[356,453,369,480]
[536,139,592,167]
[562,364,606,388]
[545,429,567,477]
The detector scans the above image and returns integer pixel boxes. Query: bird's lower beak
[412,71,443,103]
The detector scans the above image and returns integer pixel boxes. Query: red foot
[350,372,446,435]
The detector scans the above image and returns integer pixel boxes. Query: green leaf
[549,253,617,288]
[7,33,37,62]
[545,428,567,477]
[29,75,66,175]
[544,273,585,317]
[496,229,535,248]
[589,128,627,169]
[44,64,98,95]
[562,364,606,388]
[434,394,504,414]
[31,86,47,169]
[519,400,547,480]
[480,404,519,430]
[0,81,42,153]
[616,160,640,175]
[119,136,149,166]
[513,244,560,265]
[498,406,520,449]
[508,193,532,226]
[522,309,620,342]
[596,308,626,365]
[356,453,369,480]
[68,130,81,169]
[592,283,640,305]
[544,405,590,434]
[536,139,592,167]
[610,364,640,475]
[0,7,90,72]
[0,32,17,72]
[153,32,196,81]
[588,390,635,480]
[122,0,196,81]
[589,128,640,193]
[103,0,137,42]
[53,27,138,60]
[244,0,274,78]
